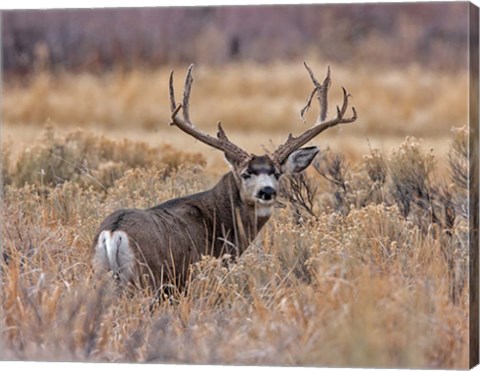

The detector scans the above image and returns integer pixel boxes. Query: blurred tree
[1,2,469,76]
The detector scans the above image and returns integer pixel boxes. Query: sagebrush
[1,126,470,367]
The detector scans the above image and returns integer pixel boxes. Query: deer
[92,63,357,292]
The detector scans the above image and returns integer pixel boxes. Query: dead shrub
[278,172,318,223]
[4,125,206,191]
[388,137,436,219]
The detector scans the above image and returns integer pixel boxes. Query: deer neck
[210,172,271,251]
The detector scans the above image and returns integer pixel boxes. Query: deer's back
[93,201,210,287]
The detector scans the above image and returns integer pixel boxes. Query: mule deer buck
[93,63,357,291]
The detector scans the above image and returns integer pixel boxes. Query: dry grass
[0,61,470,366]
[1,120,470,367]
[2,61,465,192]
[2,60,468,138]
[2,125,205,191]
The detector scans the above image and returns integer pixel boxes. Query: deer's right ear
[281,146,319,174]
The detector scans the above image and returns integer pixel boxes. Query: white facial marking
[241,172,279,203]
[238,156,281,211]
[255,173,275,191]
[256,203,274,218]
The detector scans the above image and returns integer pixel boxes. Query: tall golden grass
[1,118,470,367]
[3,60,468,138]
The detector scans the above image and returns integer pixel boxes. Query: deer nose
[258,186,277,201]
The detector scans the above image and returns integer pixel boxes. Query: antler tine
[339,87,350,117]
[182,64,194,124]
[169,64,250,163]
[216,121,228,140]
[303,61,321,86]
[169,70,177,113]
[273,64,357,164]
[300,63,331,123]
[318,66,331,122]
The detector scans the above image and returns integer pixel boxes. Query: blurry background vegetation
[2,3,468,73]
[1,3,470,165]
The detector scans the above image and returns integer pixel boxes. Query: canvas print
[1,2,479,368]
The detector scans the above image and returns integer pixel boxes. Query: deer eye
[274,173,281,180]
[241,172,251,180]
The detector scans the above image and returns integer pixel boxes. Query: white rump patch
[94,230,134,284]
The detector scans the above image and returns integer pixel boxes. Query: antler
[272,62,357,165]
[169,64,251,164]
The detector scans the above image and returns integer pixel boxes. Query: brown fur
[93,171,270,290]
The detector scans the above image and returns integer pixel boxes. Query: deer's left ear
[281,146,319,174]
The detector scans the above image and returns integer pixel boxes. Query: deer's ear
[224,153,239,169]
[281,146,319,174]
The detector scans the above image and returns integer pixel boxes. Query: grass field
[1,61,470,367]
